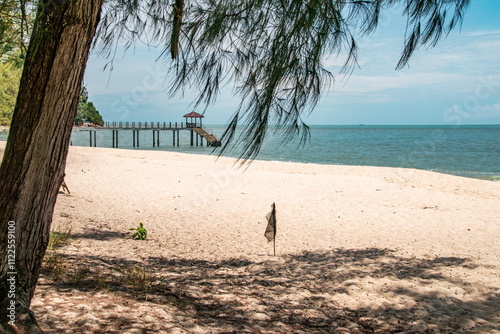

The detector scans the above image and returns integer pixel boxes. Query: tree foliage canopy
[0,0,34,64]
[0,0,27,127]
[0,59,21,125]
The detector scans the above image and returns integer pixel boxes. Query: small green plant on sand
[130,223,147,240]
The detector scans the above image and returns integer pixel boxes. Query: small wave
[427,169,500,181]
[479,175,500,182]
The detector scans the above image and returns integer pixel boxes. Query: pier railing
[74,121,190,129]
[101,121,185,129]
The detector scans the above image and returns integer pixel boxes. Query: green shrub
[130,223,147,240]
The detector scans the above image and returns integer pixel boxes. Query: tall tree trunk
[0,1,103,333]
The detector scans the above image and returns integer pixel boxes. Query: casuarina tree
[0,1,470,332]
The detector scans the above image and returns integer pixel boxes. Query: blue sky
[84,1,500,126]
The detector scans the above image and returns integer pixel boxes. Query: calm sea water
[1,125,499,181]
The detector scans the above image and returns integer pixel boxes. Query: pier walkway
[78,121,220,148]
[193,127,220,146]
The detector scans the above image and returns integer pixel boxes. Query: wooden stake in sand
[264,202,277,256]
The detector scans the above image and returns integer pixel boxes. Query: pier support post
[196,133,199,146]
[173,130,175,146]
[177,130,180,147]
[112,130,119,148]
[152,130,160,147]
[190,130,194,146]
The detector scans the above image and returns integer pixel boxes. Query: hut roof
[183,111,204,118]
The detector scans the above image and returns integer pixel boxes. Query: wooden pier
[77,115,221,148]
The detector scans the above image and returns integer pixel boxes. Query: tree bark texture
[0,0,103,333]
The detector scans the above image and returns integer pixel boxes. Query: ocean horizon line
[2,124,500,132]
[95,123,500,127]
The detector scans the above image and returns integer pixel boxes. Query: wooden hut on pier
[184,111,204,128]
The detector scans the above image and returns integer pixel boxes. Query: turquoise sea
[1,125,499,181]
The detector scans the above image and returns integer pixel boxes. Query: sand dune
[1,142,499,333]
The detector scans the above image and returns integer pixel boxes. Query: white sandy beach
[1,141,499,333]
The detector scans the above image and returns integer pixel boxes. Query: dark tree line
[75,86,103,125]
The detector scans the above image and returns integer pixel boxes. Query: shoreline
[61,123,500,182]
[1,142,499,332]
[1,140,499,182]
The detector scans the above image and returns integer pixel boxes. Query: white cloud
[473,103,500,118]
[465,30,500,37]
[328,72,469,94]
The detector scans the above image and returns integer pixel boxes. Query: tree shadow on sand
[36,248,499,333]
[70,228,129,241]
